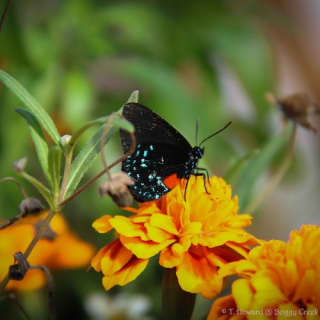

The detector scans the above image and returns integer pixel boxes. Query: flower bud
[19,197,44,217]
[60,135,72,149]
[13,157,27,172]
[9,252,30,281]
[99,172,134,207]
[267,92,319,133]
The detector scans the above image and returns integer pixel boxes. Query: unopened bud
[13,157,27,172]
[19,197,44,216]
[60,135,72,148]
[99,172,134,207]
[267,92,319,133]
[9,252,30,281]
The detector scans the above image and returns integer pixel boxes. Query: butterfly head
[183,146,204,178]
[191,146,204,161]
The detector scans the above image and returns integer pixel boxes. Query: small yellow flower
[208,225,320,319]
[0,212,95,291]
[92,176,259,298]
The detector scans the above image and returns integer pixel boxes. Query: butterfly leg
[195,167,211,185]
[193,172,210,195]
[184,177,191,201]
[194,167,211,190]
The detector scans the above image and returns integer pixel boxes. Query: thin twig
[0,210,56,293]
[0,177,28,198]
[0,218,19,230]
[59,132,136,207]
[31,265,56,320]
[246,124,297,213]
[7,293,32,320]
[0,0,10,32]
[24,211,56,258]
[0,177,29,229]
[0,197,44,230]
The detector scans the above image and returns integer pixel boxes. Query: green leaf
[48,145,62,199]
[64,113,134,198]
[70,115,134,148]
[118,90,140,115]
[110,115,134,133]
[224,149,260,185]
[0,70,60,144]
[20,171,53,209]
[127,90,139,103]
[232,125,293,212]
[15,108,51,184]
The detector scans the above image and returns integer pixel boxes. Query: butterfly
[120,102,231,202]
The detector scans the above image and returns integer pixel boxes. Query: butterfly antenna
[199,121,232,146]
[195,118,200,145]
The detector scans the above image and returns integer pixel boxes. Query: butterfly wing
[120,103,192,153]
[120,103,192,201]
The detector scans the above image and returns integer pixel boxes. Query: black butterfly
[120,103,230,202]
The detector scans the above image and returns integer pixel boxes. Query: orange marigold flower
[91,176,259,298]
[0,212,95,291]
[208,225,320,319]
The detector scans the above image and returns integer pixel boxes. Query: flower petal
[110,216,148,240]
[45,233,94,268]
[120,235,175,259]
[102,257,148,290]
[232,278,254,311]
[249,273,286,310]
[92,215,113,233]
[176,251,223,299]
[293,269,316,303]
[149,213,179,235]
[201,230,256,248]
[91,245,110,272]
[7,269,46,292]
[278,303,303,320]
[145,223,174,242]
[159,244,184,268]
[100,239,133,276]
[207,295,241,320]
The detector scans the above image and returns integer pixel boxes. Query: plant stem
[246,124,297,213]
[20,171,53,208]
[0,0,10,32]
[0,210,56,293]
[0,177,28,198]
[162,268,196,320]
[58,148,74,203]
[69,117,109,146]
[59,132,136,207]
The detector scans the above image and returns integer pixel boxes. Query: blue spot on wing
[122,142,172,201]
[120,103,206,202]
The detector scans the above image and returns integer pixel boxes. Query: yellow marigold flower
[0,212,95,291]
[91,176,259,298]
[208,225,320,319]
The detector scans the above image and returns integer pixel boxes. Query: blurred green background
[0,0,319,319]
